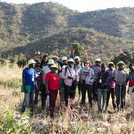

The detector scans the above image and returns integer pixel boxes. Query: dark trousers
[81,84,93,107]
[93,81,97,101]
[115,85,126,110]
[34,81,40,105]
[64,83,76,106]
[49,90,58,115]
[41,84,47,108]
[106,87,116,109]
[78,81,81,96]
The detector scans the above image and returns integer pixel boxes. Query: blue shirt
[22,68,36,90]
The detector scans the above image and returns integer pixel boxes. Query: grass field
[0,64,134,134]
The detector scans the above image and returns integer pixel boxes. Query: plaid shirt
[61,67,79,86]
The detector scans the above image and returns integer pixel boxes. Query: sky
[1,0,134,12]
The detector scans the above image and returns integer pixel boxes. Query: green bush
[0,58,6,65]
[17,58,27,67]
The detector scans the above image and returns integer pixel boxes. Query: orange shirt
[45,72,60,90]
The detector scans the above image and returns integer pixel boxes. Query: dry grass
[0,65,134,134]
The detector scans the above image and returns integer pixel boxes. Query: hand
[68,76,73,79]
[24,89,27,94]
[55,50,58,56]
[75,81,79,85]
[34,51,40,55]
[127,90,129,94]
[118,49,123,54]
[132,88,134,93]
[123,82,127,86]
[72,49,75,54]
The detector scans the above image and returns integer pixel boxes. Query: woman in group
[80,60,94,108]
[45,64,60,118]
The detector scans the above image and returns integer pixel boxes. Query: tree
[71,43,84,56]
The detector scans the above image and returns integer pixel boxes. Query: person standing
[22,59,36,114]
[112,61,129,111]
[128,64,134,113]
[96,63,109,113]
[61,58,79,106]
[80,61,94,108]
[91,58,101,101]
[45,64,60,118]
[106,62,116,110]
[41,59,54,109]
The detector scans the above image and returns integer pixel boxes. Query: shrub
[17,58,27,67]
[0,58,6,65]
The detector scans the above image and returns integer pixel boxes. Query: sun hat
[74,56,80,60]
[95,58,101,62]
[117,61,125,65]
[67,58,74,63]
[108,62,114,66]
[28,59,36,65]
[62,56,67,61]
[50,64,57,69]
[47,59,54,65]
[52,55,59,60]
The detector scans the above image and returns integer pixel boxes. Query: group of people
[21,49,134,117]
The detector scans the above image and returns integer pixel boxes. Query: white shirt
[42,66,50,84]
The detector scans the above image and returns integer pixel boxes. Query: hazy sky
[1,0,134,12]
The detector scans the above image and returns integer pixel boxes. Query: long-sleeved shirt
[121,53,134,64]
[61,67,79,86]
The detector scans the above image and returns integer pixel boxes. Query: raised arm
[27,51,40,62]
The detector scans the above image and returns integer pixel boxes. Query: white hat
[108,62,114,66]
[74,56,80,60]
[62,56,67,61]
[52,55,59,60]
[28,59,36,65]
[95,58,101,62]
[50,64,57,69]
[67,58,74,63]
[47,59,54,65]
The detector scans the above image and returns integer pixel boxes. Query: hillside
[0,1,134,58]
[2,28,134,62]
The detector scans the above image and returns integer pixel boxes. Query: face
[53,58,57,62]
[101,66,106,71]
[118,64,124,70]
[84,62,89,68]
[63,60,67,64]
[68,62,73,67]
[29,63,35,68]
[43,57,48,63]
[51,68,57,73]
[35,62,40,67]
[109,64,114,70]
[96,61,101,66]
[75,59,80,64]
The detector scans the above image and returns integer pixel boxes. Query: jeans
[22,89,35,113]
[64,83,76,106]
[81,84,93,107]
[97,88,107,112]
[115,85,126,110]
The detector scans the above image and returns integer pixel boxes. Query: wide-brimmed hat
[95,58,101,62]
[74,56,80,60]
[62,56,67,61]
[50,64,57,69]
[67,58,74,63]
[28,59,36,65]
[52,55,59,60]
[47,59,54,65]
[108,62,114,66]
[117,61,125,65]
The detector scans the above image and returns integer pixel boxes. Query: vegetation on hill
[2,28,134,63]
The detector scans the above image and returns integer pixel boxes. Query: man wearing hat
[61,58,79,106]
[112,61,129,111]
[41,59,54,109]
[91,58,102,101]
[106,62,116,110]
[119,49,134,64]
[22,59,36,114]
[57,56,68,68]
[52,55,61,74]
